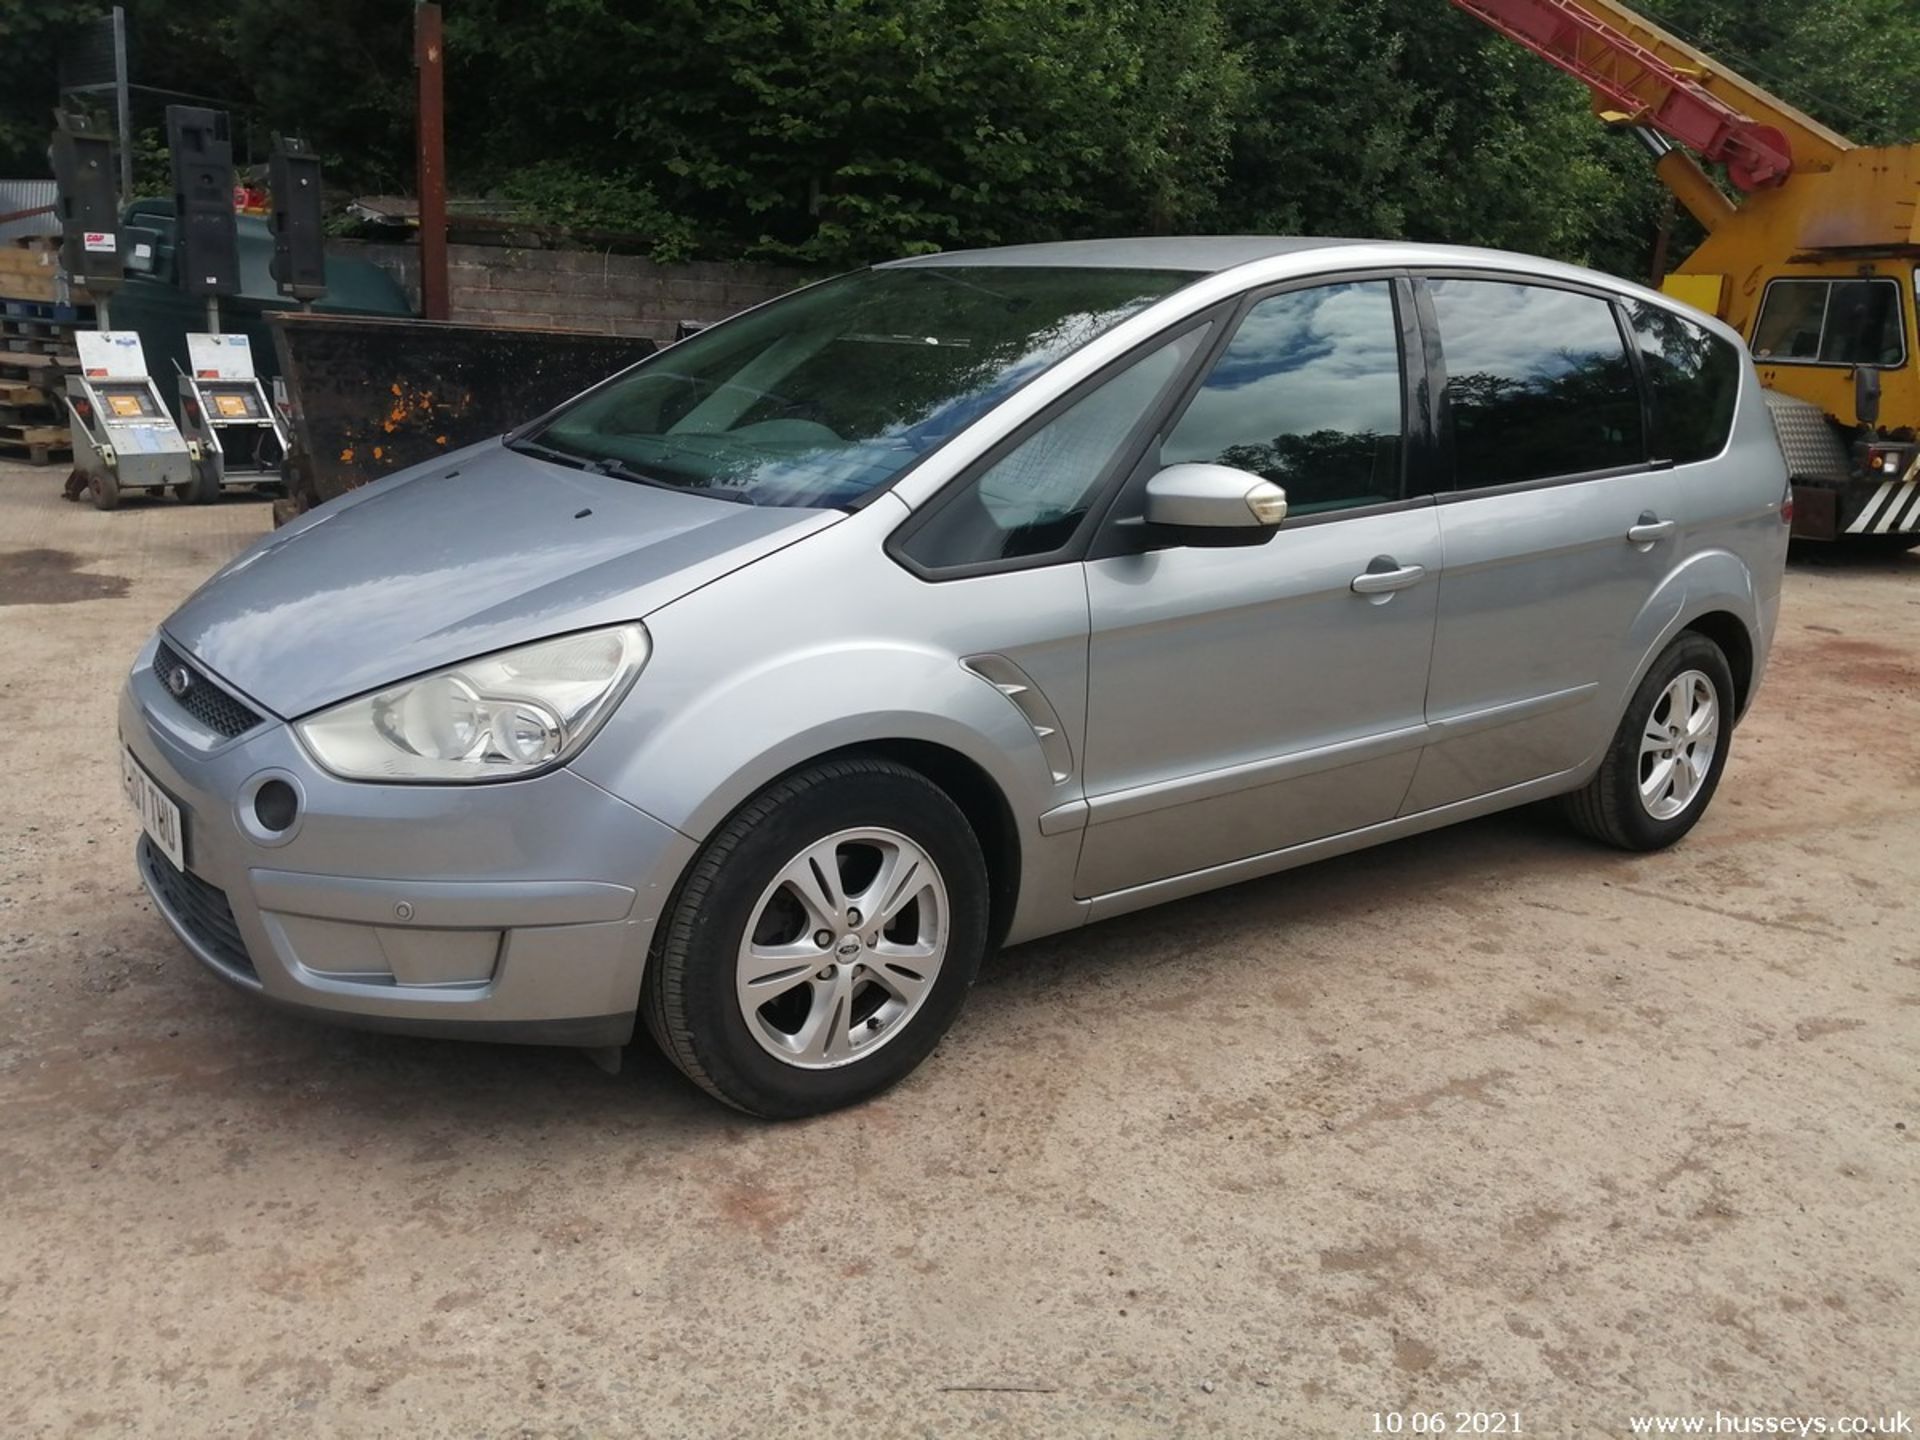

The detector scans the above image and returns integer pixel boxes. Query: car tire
[1563,631,1736,852]
[642,757,990,1118]
[88,468,120,511]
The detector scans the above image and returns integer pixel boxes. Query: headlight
[296,624,649,782]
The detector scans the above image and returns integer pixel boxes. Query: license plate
[122,748,186,871]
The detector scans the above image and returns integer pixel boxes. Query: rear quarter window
[1624,300,1740,465]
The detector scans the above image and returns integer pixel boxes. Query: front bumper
[120,633,698,1046]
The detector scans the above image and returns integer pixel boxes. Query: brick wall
[331,240,814,344]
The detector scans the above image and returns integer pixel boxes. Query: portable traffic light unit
[176,333,287,492]
[66,332,194,509]
[165,106,241,300]
[52,112,196,510]
[268,133,328,302]
[160,104,275,502]
[49,111,123,312]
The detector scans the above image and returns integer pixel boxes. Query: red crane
[1448,0,1794,190]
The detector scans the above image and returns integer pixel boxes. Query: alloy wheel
[735,827,949,1069]
[1638,668,1720,821]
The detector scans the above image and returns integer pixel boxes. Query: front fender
[574,636,1061,846]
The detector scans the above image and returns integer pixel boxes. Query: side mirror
[1144,463,1288,532]
[1856,367,1882,430]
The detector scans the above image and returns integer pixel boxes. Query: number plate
[122,748,186,871]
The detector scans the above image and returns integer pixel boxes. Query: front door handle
[1627,514,1677,545]
[1350,560,1427,595]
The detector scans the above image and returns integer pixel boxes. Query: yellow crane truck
[1454,0,1920,545]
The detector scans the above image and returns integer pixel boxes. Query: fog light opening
[253,779,299,833]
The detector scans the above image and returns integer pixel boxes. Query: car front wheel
[642,757,989,1118]
[1564,631,1735,851]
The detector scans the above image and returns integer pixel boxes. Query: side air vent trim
[960,654,1075,786]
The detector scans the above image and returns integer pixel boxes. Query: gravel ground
[0,462,1914,1438]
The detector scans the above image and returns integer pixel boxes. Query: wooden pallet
[1,296,91,324]
[0,421,70,465]
[0,302,81,422]
[0,443,71,466]
[0,352,76,390]
[0,350,73,372]
[0,249,60,304]
[2,335,68,356]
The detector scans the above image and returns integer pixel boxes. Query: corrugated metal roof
[0,179,60,243]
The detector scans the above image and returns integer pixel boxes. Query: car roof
[875,234,1731,338]
[877,236,1370,274]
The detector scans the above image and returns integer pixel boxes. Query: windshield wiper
[577,455,676,491]
[506,436,594,470]
[508,436,677,493]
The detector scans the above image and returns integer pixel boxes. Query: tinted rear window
[1430,279,1643,488]
[1625,300,1740,465]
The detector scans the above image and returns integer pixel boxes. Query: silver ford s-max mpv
[121,238,1789,1116]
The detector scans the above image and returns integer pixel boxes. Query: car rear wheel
[642,757,989,1118]
[1563,632,1735,851]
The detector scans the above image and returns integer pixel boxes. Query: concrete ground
[0,460,1913,1439]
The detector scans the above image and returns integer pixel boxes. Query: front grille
[139,836,258,980]
[153,640,262,739]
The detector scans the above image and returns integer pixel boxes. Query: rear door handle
[1351,561,1427,595]
[1627,517,1677,545]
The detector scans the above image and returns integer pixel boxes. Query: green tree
[1215,0,1666,273]
[2,0,1913,280]
[0,0,108,174]
[444,0,1245,263]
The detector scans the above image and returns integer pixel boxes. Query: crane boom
[1448,0,1850,190]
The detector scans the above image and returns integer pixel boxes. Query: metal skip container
[266,311,655,516]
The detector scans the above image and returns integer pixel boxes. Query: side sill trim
[1427,682,1599,740]
[1084,764,1587,923]
[1084,722,1430,828]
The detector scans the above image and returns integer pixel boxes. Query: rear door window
[1428,278,1644,488]
[1624,300,1741,465]
[1752,278,1905,367]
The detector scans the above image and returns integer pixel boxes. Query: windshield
[522,265,1190,507]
